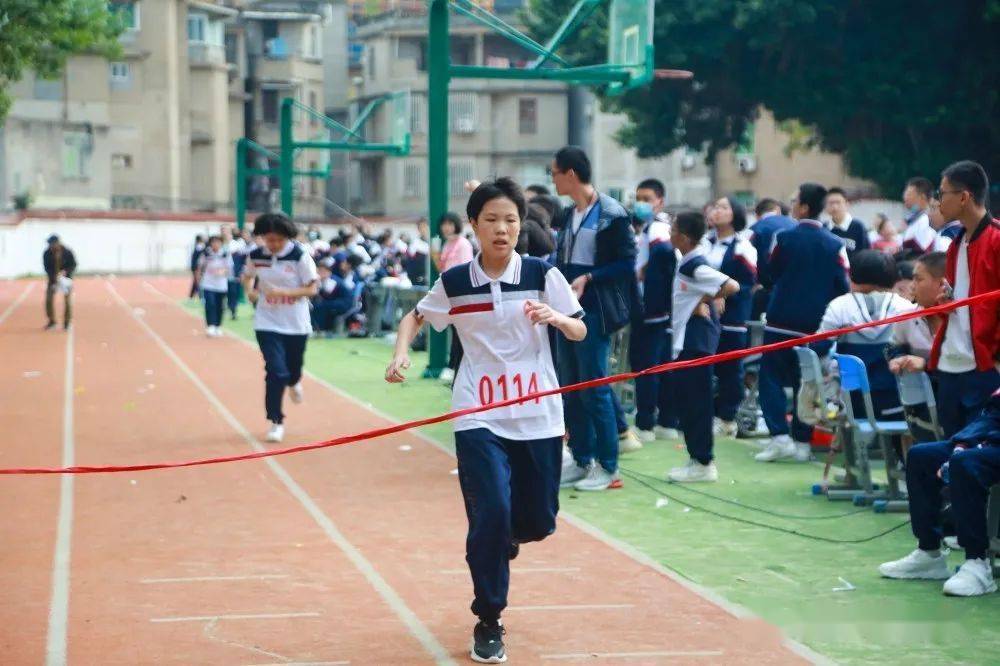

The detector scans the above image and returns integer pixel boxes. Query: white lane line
[109,281,455,665]
[45,325,74,666]
[150,612,320,623]
[506,604,634,612]
[0,282,35,326]
[439,567,581,575]
[541,650,724,660]
[245,662,349,666]
[145,280,832,666]
[140,574,290,584]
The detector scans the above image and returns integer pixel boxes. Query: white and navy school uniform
[901,210,935,255]
[225,237,247,316]
[198,249,233,328]
[932,220,963,253]
[707,235,758,422]
[671,247,730,464]
[247,240,319,425]
[415,252,582,622]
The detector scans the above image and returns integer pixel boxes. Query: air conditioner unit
[680,154,697,171]
[455,117,475,134]
[736,154,758,174]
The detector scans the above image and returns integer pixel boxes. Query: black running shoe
[509,540,520,561]
[471,619,506,663]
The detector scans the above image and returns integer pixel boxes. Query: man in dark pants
[879,388,1000,596]
[42,234,76,330]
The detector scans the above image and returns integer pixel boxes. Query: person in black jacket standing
[42,234,76,330]
[550,146,637,491]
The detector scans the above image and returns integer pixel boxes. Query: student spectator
[628,179,679,444]
[404,219,431,285]
[221,225,247,319]
[311,253,358,334]
[894,260,915,301]
[825,187,870,257]
[927,160,1000,436]
[756,183,850,463]
[890,252,947,371]
[517,203,557,258]
[42,234,76,331]
[928,195,964,253]
[878,387,1000,596]
[814,251,914,420]
[872,214,901,254]
[706,196,757,437]
[551,146,637,491]
[748,197,796,319]
[666,212,739,482]
[189,234,206,299]
[432,212,475,273]
[196,235,234,338]
[901,177,936,255]
[525,184,551,199]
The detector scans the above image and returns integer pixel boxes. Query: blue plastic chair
[834,353,909,511]
[895,370,944,442]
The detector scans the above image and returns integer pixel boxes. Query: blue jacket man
[748,203,796,319]
[550,146,637,491]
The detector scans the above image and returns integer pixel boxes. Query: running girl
[385,178,585,663]
[242,213,319,443]
[196,235,233,338]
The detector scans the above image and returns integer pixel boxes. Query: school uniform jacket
[713,236,757,332]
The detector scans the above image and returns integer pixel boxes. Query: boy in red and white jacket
[927,160,1000,436]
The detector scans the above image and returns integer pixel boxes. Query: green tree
[524,0,1000,195]
[0,0,124,122]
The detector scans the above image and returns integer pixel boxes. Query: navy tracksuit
[760,221,849,441]
[255,331,307,424]
[456,429,562,621]
[712,239,756,422]
[748,214,796,319]
[906,390,1000,560]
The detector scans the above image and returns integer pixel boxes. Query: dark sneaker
[471,619,506,663]
[44,321,56,331]
[509,540,520,561]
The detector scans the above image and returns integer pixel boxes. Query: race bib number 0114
[474,364,549,420]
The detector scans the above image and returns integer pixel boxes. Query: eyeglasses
[935,188,964,198]
[545,165,563,177]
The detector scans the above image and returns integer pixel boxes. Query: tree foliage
[524,0,1000,195]
[0,0,123,122]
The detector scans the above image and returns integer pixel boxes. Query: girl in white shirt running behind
[386,178,585,664]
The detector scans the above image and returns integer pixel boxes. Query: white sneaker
[632,427,656,443]
[668,459,719,483]
[754,434,797,462]
[265,422,284,443]
[619,428,643,454]
[653,426,681,440]
[439,367,456,385]
[206,326,218,337]
[943,558,997,596]
[289,382,304,404]
[878,549,951,580]
[713,418,738,438]
[793,441,812,462]
[944,536,960,550]
[574,465,621,491]
[560,461,590,488]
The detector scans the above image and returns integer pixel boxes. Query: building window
[224,32,238,65]
[109,61,132,89]
[396,37,427,72]
[366,44,376,79]
[33,76,63,101]
[410,94,426,135]
[309,91,318,125]
[448,161,474,198]
[262,90,279,124]
[112,153,133,169]
[518,98,537,134]
[187,13,222,46]
[303,23,321,59]
[309,161,318,196]
[110,1,140,31]
[262,20,279,41]
[403,162,423,198]
[449,93,478,134]
[62,131,91,179]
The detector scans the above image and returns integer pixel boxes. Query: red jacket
[929,214,1000,372]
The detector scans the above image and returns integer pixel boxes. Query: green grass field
[190,300,1000,664]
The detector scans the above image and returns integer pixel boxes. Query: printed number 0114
[478,372,540,407]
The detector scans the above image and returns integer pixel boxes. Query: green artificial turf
[188,301,1000,664]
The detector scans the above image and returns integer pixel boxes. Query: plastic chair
[834,353,910,512]
[895,370,944,442]
[735,320,767,437]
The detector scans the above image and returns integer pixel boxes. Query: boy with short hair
[666,212,739,483]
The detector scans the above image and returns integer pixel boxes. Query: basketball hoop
[654,69,694,80]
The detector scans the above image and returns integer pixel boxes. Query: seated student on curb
[385,177,585,664]
[878,387,1000,597]
[666,211,739,483]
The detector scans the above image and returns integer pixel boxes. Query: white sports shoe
[265,422,285,443]
[289,382,304,404]
[654,425,681,440]
[560,461,590,488]
[713,418,738,438]
[668,459,718,483]
[206,325,218,337]
[943,558,997,596]
[755,434,797,462]
[878,549,951,580]
[793,441,812,462]
[439,367,456,385]
[574,465,621,491]
[619,428,643,454]
[632,427,656,443]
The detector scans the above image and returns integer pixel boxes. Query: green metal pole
[425,0,450,378]
[279,97,295,217]
[235,139,247,231]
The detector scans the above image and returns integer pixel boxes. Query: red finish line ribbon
[3,290,999,475]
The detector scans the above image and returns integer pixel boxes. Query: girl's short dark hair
[207,235,222,244]
[253,213,298,239]
[466,177,526,222]
[725,196,748,232]
[674,211,706,243]
[850,250,899,289]
[438,211,463,235]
